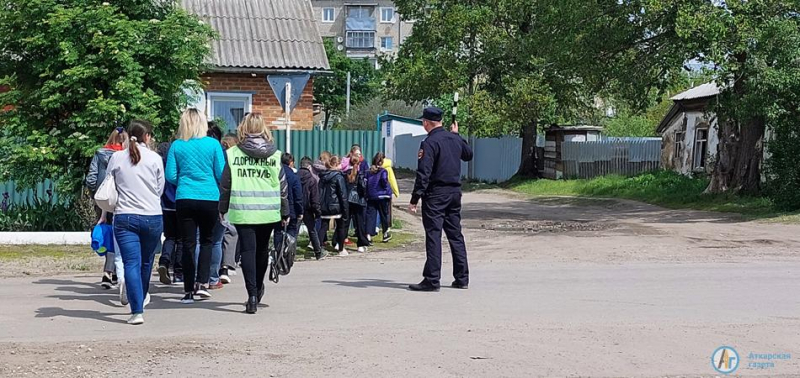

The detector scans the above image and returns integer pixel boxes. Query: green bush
[0,188,92,232]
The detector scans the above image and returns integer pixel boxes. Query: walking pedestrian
[344,155,369,253]
[318,156,349,255]
[298,156,324,260]
[85,127,127,290]
[408,107,473,292]
[273,153,304,252]
[219,134,240,284]
[207,124,226,290]
[106,120,165,324]
[166,108,226,303]
[218,113,289,314]
[366,152,393,243]
[313,152,330,245]
[156,141,183,285]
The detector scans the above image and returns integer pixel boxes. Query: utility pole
[285,82,291,154]
[346,71,351,117]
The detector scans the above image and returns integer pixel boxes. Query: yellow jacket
[382,158,399,198]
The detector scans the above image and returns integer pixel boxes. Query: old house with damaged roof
[657,83,721,175]
[181,0,330,132]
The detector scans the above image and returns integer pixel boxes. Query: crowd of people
[85,109,399,323]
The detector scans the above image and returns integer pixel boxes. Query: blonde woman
[166,109,226,304]
[219,113,289,314]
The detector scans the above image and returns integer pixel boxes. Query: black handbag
[269,223,296,284]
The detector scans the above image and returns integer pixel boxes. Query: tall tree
[386,0,603,177]
[314,39,380,130]
[586,0,800,195]
[0,0,215,196]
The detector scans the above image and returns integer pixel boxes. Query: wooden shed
[542,125,603,179]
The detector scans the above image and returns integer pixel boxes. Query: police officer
[408,107,474,292]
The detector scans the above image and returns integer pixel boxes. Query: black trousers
[235,223,279,297]
[421,190,469,287]
[176,199,218,293]
[366,199,391,236]
[320,217,347,251]
[159,210,183,274]
[349,203,369,247]
[302,212,322,254]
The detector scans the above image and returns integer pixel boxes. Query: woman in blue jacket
[166,109,226,304]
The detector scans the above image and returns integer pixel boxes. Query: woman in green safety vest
[218,113,289,314]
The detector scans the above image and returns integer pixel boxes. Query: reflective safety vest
[227,146,282,225]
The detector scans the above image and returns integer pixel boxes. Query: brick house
[181,0,330,132]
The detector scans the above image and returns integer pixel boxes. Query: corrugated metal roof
[181,0,330,71]
[671,82,720,101]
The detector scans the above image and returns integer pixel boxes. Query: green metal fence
[272,130,385,162]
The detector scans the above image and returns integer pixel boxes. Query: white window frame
[380,7,395,23]
[346,31,376,49]
[693,128,709,170]
[322,8,335,23]
[206,92,253,130]
[380,36,394,51]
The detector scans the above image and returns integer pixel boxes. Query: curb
[0,232,88,245]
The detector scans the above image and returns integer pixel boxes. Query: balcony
[345,15,376,50]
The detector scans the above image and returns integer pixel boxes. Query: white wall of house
[382,118,426,162]
[661,110,720,175]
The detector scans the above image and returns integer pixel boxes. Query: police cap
[420,107,444,122]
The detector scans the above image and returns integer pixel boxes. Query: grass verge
[0,245,100,277]
[504,171,799,222]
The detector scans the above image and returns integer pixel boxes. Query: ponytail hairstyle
[127,120,153,165]
[105,127,129,148]
[347,155,360,184]
[370,152,385,174]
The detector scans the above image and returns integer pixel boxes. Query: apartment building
[311,0,414,66]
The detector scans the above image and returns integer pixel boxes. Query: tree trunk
[706,52,764,195]
[323,110,331,131]
[706,116,765,195]
[518,119,539,177]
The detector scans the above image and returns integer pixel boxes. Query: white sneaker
[357,246,367,253]
[195,286,212,299]
[339,249,349,256]
[127,314,144,325]
[120,282,128,306]
[143,293,151,308]
[333,244,340,251]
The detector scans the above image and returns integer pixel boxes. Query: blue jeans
[194,220,224,284]
[114,214,163,315]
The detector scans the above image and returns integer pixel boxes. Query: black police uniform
[410,109,474,288]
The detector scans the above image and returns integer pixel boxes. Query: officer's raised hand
[451,121,459,134]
